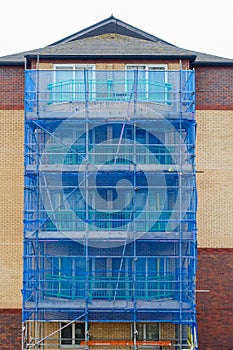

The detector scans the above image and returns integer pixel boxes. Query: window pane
[56,67,73,83]
[136,323,144,340]
[74,68,95,100]
[75,323,85,345]
[137,70,147,99]
[148,69,166,102]
[126,68,146,100]
[127,65,146,70]
[137,258,146,275]
[135,191,147,211]
[146,323,159,340]
[55,67,73,102]
[61,323,72,345]
[61,257,72,276]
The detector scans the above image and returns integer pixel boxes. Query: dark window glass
[134,323,159,341]
[137,323,144,340]
[146,323,159,340]
[61,323,85,345]
[61,323,72,345]
[75,323,85,345]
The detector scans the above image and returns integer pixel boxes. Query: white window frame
[126,64,167,69]
[60,322,85,347]
[53,64,96,75]
[53,64,96,102]
[131,323,160,341]
[125,64,168,102]
[125,64,167,74]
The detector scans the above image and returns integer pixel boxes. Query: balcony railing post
[84,69,89,112]
[179,69,183,116]
[133,69,138,113]
[36,69,39,117]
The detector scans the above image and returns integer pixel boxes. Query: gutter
[0,61,24,66]
[24,54,197,63]
[193,61,233,67]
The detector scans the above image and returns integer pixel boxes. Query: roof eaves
[25,53,197,61]
[0,60,24,66]
[193,60,233,66]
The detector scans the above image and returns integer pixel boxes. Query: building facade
[0,16,232,350]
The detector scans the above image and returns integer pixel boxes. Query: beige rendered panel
[196,110,233,247]
[0,110,24,308]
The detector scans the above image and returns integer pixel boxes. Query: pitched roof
[0,15,233,66]
[51,15,174,46]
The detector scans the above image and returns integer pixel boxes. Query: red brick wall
[0,309,21,349]
[0,66,24,109]
[196,248,233,350]
[196,66,233,110]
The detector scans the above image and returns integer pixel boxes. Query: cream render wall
[196,110,233,248]
[37,63,126,70]
[0,110,24,308]
[37,62,183,70]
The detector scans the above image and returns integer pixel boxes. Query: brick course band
[0,308,22,314]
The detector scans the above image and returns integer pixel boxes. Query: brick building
[0,16,232,350]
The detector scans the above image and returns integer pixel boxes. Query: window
[49,64,170,103]
[135,257,173,298]
[126,64,169,102]
[61,323,85,346]
[133,323,159,341]
[50,64,95,102]
[46,257,86,299]
[45,256,174,301]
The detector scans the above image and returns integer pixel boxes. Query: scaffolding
[23,69,197,349]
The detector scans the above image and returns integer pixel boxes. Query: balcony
[23,254,194,308]
[24,168,196,240]
[23,272,195,315]
[25,69,195,120]
[24,209,196,241]
[25,143,195,174]
[44,274,175,301]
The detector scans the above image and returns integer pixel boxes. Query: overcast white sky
[0,0,232,59]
